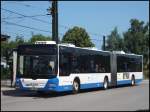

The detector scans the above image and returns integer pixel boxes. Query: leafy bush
[1,66,11,79]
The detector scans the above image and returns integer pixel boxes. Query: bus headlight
[15,83,20,88]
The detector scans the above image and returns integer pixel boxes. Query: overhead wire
[5,1,45,11]
[7,1,104,36]
[2,21,51,33]
[1,8,52,25]
[1,8,104,38]
[1,3,106,46]
[2,21,64,37]
[2,14,49,20]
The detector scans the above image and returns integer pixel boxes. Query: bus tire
[103,77,109,90]
[72,79,80,94]
[131,75,135,86]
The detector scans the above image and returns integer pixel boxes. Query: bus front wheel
[131,75,135,86]
[72,80,80,94]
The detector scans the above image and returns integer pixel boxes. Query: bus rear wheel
[131,75,135,86]
[103,77,108,90]
[73,80,80,94]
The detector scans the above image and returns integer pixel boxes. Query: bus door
[110,53,117,87]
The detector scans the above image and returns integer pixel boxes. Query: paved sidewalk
[1,87,15,91]
[1,79,12,87]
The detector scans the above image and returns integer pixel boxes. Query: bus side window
[59,49,72,76]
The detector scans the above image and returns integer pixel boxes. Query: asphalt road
[1,80,149,111]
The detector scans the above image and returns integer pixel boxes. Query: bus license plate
[31,86,38,90]
[30,83,38,90]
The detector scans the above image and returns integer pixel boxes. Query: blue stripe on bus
[135,79,143,84]
[16,78,143,92]
[44,83,103,92]
[50,82,104,92]
[117,79,142,85]
[50,85,73,92]
[55,79,143,92]
[80,83,103,89]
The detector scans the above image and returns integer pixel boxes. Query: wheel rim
[74,81,79,91]
[104,80,108,89]
[131,78,135,85]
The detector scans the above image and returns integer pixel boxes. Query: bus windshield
[17,55,57,78]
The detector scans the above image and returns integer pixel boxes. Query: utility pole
[47,1,58,44]
[103,35,106,51]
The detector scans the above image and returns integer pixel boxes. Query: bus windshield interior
[17,55,57,78]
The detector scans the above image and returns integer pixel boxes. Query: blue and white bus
[15,41,143,93]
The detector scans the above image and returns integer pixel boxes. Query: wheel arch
[131,74,135,80]
[104,75,109,82]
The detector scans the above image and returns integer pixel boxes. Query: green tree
[1,35,25,57]
[1,35,25,79]
[123,19,149,59]
[29,34,52,43]
[62,26,94,47]
[123,19,149,78]
[105,27,124,51]
[124,19,146,53]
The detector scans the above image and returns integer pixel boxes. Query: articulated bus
[15,41,143,93]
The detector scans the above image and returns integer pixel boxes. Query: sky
[1,1,149,49]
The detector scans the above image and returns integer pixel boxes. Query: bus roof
[58,44,111,53]
[59,44,143,57]
[27,41,142,56]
